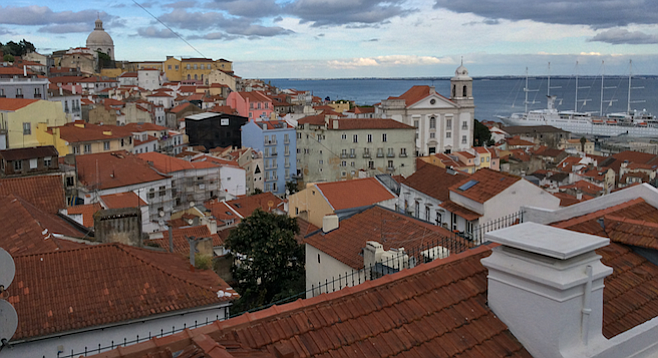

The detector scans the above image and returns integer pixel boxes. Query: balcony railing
[363,153,371,158]
[387,152,395,158]
[399,152,408,158]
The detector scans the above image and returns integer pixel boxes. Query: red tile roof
[91,244,532,358]
[390,85,453,107]
[560,180,603,196]
[603,216,658,250]
[253,120,293,129]
[506,137,535,146]
[316,177,396,211]
[0,175,66,214]
[209,105,238,114]
[331,118,414,130]
[138,151,217,173]
[306,206,470,270]
[123,122,167,132]
[296,217,320,243]
[297,114,325,125]
[402,164,469,202]
[52,122,132,143]
[449,168,522,204]
[66,202,102,227]
[552,191,589,207]
[145,225,224,256]
[77,151,169,190]
[440,200,483,221]
[169,102,196,113]
[100,192,147,209]
[0,194,85,255]
[0,98,39,111]
[7,243,237,341]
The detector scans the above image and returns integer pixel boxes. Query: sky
[1,0,658,78]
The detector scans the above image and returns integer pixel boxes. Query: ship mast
[600,61,604,116]
[628,60,632,114]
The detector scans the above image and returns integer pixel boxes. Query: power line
[131,0,206,59]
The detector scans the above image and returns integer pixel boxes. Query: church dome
[86,18,115,59]
[452,59,471,81]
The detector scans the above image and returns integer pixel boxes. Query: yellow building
[0,99,68,149]
[164,57,234,84]
[288,183,335,228]
[208,69,237,91]
[38,122,134,156]
[327,100,351,114]
[100,68,123,78]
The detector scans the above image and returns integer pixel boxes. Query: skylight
[458,180,479,191]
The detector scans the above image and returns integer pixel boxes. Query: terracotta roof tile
[0,98,39,111]
[145,225,223,256]
[66,202,102,227]
[53,122,132,143]
[90,244,531,358]
[439,200,482,221]
[603,216,658,250]
[402,164,468,202]
[7,243,236,341]
[77,151,169,190]
[448,168,522,204]
[0,175,66,214]
[560,180,603,196]
[316,177,395,211]
[331,118,414,130]
[390,85,453,107]
[305,206,471,270]
[0,194,85,255]
[100,192,147,209]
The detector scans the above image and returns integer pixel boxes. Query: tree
[580,136,586,152]
[251,188,263,195]
[285,180,299,196]
[1,39,36,57]
[225,209,304,312]
[473,119,494,147]
[3,54,14,62]
[97,51,113,69]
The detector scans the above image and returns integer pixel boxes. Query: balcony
[271,152,278,156]
[376,152,385,158]
[387,152,395,158]
[340,153,348,159]
[363,152,371,158]
[349,153,356,158]
[284,138,290,144]
[399,152,408,158]
[285,162,290,168]
[386,166,395,172]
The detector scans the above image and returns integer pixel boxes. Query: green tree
[226,209,304,312]
[251,188,263,195]
[1,39,35,57]
[473,119,494,147]
[285,180,299,196]
[97,51,113,69]
[580,136,586,152]
[3,54,14,62]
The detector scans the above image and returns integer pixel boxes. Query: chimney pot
[322,214,339,233]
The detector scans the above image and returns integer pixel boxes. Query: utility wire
[131,0,206,58]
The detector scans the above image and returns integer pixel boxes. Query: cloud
[273,16,283,23]
[285,0,415,27]
[137,26,178,38]
[158,9,293,37]
[588,28,658,45]
[137,1,157,8]
[204,0,282,18]
[365,38,379,42]
[328,55,447,69]
[433,0,658,28]
[0,27,14,35]
[38,24,90,33]
[163,1,198,9]
[463,18,499,26]
[108,19,128,28]
[0,6,112,26]
[188,32,235,40]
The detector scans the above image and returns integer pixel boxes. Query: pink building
[226,91,273,121]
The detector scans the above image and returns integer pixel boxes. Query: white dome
[452,59,471,81]
[86,18,115,60]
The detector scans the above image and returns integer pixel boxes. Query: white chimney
[363,241,384,268]
[322,214,339,233]
[333,119,338,129]
[206,218,217,234]
[481,222,612,358]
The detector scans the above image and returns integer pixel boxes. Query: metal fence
[464,210,524,245]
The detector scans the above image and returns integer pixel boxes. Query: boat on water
[498,61,658,138]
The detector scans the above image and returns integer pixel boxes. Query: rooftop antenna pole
[524,67,529,113]
[547,62,551,97]
[575,61,579,112]
[600,61,604,116]
[627,60,632,115]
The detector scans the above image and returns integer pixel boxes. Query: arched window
[187,74,191,80]
[429,116,436,129]
[452,85,456,97]
[463,85,467,97]
[194,74,198,80]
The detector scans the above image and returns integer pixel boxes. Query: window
[284,133,289,142]
[429,117,436,129]
[388,160,394,169]
[194,64,197,69]
[148,188,155,199]
[73,146,80,154]
[29,158,37,169]
[462,135,467,144]
[23,122,31,135]
[121,139,124,147]
[446,119,452,130]
[353,134,358,143]
[175,65,179,70]
[382,133,387,142]
[430,133,435,139]
[400,148,407,156]
[413,120,419,128]
[168,65,172,70]
[341,133,346,140]
[186,64,190,69]
[368,161,375,169]
[13,160,22,171]
[44,156,52,167]
[34,88,41,98]
[84,144,91,154]
[415,202,420,218]
[425,206,430,221]
[350,148,355,157]
[297,132,302,139]
[446,132,451,138]
[16,88,23,98]
[351,161,355,167]
[367,134,372,143]
[104,141,110,150]
[319,160,323,165]
[341,160,346,167]
[462,121,468,130]
[0,88,4,97]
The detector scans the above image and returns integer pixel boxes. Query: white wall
[399,184,445,226]
[5,303,230,358]
[481,180,560,224]
[305,244,366,299]
[219,166,246,198]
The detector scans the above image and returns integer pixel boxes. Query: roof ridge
[553,197,647,229]
[114,244,224,294]
[604,214,658,229]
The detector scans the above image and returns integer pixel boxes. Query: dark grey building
[185,112,248,150]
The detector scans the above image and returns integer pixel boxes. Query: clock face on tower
[430,99,436,105]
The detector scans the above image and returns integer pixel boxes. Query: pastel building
[241,120,296,195]
[227,91,273,121]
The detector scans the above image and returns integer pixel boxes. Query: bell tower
[450,58,474,108]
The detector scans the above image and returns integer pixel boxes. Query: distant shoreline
[264,75,658,81]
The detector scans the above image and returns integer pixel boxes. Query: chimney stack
[322,214,339,233]
[481,222,612,358]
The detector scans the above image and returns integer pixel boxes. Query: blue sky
[1,0,658,78]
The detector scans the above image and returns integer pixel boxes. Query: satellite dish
[159,211,165,217]
[0,248,15,290]
[267,200,274,208]
[0,300,18,342]
[189,201,195,207]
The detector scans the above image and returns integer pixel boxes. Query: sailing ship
[499,61,658,137]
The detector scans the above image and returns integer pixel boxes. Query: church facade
[376,62,475,156]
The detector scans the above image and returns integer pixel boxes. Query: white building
[376,62,475,156]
